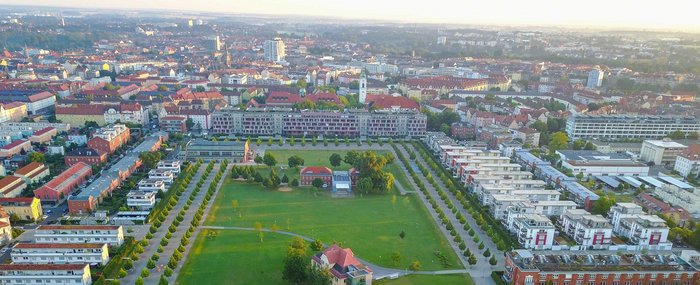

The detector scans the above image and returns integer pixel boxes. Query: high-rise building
[359,71,367,104]
[586,69,604,89]
[208,36,221,52]
[264,37,286,62]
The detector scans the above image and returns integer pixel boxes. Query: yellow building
[0,197,43,221]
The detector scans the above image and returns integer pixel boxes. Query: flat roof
[638,176,666,188]
[618,176,643,188]
[657,176,694,190]
[596,176,621,188]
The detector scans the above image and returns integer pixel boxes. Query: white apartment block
[264,37,286,62]
[35,225,124,246]
[148,168,174,184]
[510,214,555,250]
[674,145,700,179]
[157,160,181,174]
[562,160,650,176]
[640,139,687,166]
[0,263,91,285]
[137,178,166,192]
[609,203,669,246]
[127,190,156,210]
[504,201,578,232]
[11,243,109,266]
[480,187,559,206]
[565,115,700,140]
[559,209,613,248]
[92,124,129,141]
[653,185,700,214]
[491,195,529,220]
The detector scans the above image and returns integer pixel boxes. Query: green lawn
[375,274,476,285]
[177,230,289,285]
[179,149,464,284]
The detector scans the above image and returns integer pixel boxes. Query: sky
[2,0,700,32]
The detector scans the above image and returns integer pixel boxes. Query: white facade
[127,191,156,210]
[653,185,700,214]
[359,71,367,104]
[0,264,92,285]
[640,139,687,166]
[34,225,124,246]
[562,160,650,176]
[104,106,149,125]
[158,160,181,174]
[586,69,604,89]
[264,38,286,62]
[559,209,613,248]
[608,203,669,246]
[565,115,700,140]
[148,169,174,184]
[11,243,109,266]
[674,151,700,179]
[510,214,555,250]
[137,179,166,192]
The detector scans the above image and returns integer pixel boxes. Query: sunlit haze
[4,0,700,31]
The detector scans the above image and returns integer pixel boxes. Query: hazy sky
[3,0,700,31]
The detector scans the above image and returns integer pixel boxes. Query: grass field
[178,149,464,284]
[375,274,476,285]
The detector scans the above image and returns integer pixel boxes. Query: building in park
[565,114,700,140]
[11,243,110,266]
[640,139,687,167]
[148,168,174,184]
[0,197,42,221]
[210,108,426,138]
[184,139,249,162]
[332,171,352,194]
[13,162,49,184]
[126,190,156,210]
[503,249,700,285]
[675,144,700,179]
[157,160,181,174]
[33,162,92,203]
[160,115,187,133]
[87,124,130,156]
[64,148,108,166]
[0,175,26,198]
[299,166,333,187]
[311,244,373,285]
[0,139,31,158]
[0,264,92,285]
[559,209,613,248]
[35,225,124,246]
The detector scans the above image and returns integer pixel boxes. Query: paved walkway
[165,163,231,284]
[121,163,206,284]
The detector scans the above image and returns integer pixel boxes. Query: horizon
[1,0,700,33]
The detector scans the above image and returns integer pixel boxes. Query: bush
[164,267,173,277]
[141,268,150,278]
[136,277,144,285]
[147,259,156,269]
[123,259,133,270]
[118,268,127,278]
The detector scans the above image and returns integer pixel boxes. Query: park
[177,148,474,285]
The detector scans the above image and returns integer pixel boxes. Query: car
[1,248,8,253]
[42,215,48,220]
[46,210,52,214]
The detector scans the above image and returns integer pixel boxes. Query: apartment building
[148,168,174,184]
[675,144,700,179]
[87,124,130,155]
[654,185,700,214]
[609,203,670,246]
[640,139,688,167]
[33,162,92,203]
[64,148,108,167]
[0,197,42,221]
[137,178,166,192]
[510,214,555,250]
[559,209,613,248]
[13,162,49,184]
[210,108,426,138]
[0,176,26,198]
[157,160,181,174]
[565,114,700,140]
[504,249,700,285]
[0,263,92,285]
[11,243,109,266]
[126,190,156,210]
[34,225,124,246]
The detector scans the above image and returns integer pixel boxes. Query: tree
[572,139,586,150]
[139,151,163,170]
[584,141,596,150]
[283,238,309,284]
[489,255,498,266]
[28,152,45,163]
[548,131,569,153]
[291,178,299,187]
[408,260,421,271]
[263,153,277,167]
[668,130,687,140]
[287,155,305,168]
[254,154,263,164]
[185,118,195,130]
[530,120,547,133]
[312,178,324,189]
[591,195,616,216]
[135,277,145,285]
[307,267,332,285]
[281,174,289,183]
[688,132,699,140]
[231,200,239,211]
[159,275,169,285]
[391,251,401,266]
[483,248,491,257]
[468,255,477,265]
[329,153,342,167]
[311,239,323,251]
[254,222,264,242]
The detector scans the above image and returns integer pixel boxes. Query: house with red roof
[0,176,26,198]
[29,127,57,144]
[311,244,373,285]
[0,139,30,158]
[266,91,302,107]
[13,162,49,185]
[33,162,92,203]
[0,197,42,221]
[366,94,419,112]
[299,166,333,187]
[306,92,341,105]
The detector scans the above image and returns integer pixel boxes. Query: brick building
[64,148,108,166]
[33,162,92,203]
[160,116,187,133]
[299,166,333,187]
[87,124,130,155]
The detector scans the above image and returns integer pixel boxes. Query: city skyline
[2,0,700,32]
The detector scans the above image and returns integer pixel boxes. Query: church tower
[359,71,367,104]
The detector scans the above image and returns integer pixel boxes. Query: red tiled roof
[27,91,54,102]
[1,139,28,150]
[366,94,419,110]
[321,244,365,269]
[267,91,302,104]
[680,144,700,161]
[14,162,45,176]
[0,176,21,190]
[36,162,91,194]
[306,92,341,104]
[300,166,332,176]
[32,127,55,136]
[0,197,35,204]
